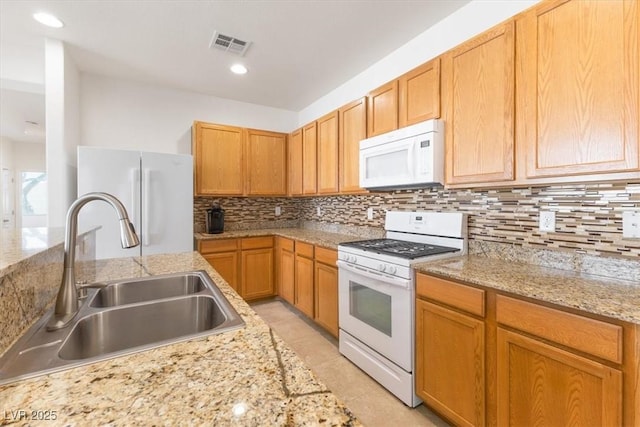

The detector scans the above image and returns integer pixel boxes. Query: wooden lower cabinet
[314,247,338,337]
[416,300,485,427]
[295,247,315,318]
[416,272,637,426]
[497,328,622,426]
[198,237,274,301]
[203,252,239,293]
[416,274,485,427]
[198,239,240,292]
[276,237,295,305]
[241,247,274,300]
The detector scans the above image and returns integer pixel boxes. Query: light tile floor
[250,299,450,427]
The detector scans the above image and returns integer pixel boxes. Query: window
[21,172,47,219]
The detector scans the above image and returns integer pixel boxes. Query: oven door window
[349,282,392,337]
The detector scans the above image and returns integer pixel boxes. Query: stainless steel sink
[61,296,225,360]
[0,271,244,385]
[90,273,206,307]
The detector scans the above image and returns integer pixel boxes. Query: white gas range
[337,211,467,407]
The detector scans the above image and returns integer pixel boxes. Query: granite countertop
[195,228,365,250]
[0,252,359,426]
[0,227,68,276]
[415,255,640,324]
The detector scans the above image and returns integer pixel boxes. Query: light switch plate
[539,211,556,232]
[275,206,281,216]
[622,211,640,238]
[367,207,373,220]
[316,207,321,216]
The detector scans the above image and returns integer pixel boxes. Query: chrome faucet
[46,192,140,331]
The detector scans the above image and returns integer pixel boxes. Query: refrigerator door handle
[143,168,151,246]
[129,168,139,228]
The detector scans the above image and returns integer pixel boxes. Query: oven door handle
[337,261,410,289]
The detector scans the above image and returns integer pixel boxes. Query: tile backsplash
[196,181,640,260]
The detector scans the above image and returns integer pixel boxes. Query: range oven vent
[209,31,251,56]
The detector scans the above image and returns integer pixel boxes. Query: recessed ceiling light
[33,12,64,28]
[230,64,248,75]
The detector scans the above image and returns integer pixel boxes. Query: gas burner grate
[340,238,459,260]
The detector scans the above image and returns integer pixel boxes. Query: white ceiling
[0,0,471,110]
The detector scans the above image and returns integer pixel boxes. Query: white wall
[298,0,540,125]
[14,141,46,171]
[80,74,298,155]
[45,39,80,227]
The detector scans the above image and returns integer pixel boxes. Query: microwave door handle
[407,142,416,177]
[337,260,410,289]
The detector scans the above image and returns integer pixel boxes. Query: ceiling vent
[209,31,251,56]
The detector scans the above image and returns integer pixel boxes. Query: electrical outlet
[367,207,373,220]
[539,211,556,232]
[275,206,281,216]
[622,211,640,238]
[316,206,321,216]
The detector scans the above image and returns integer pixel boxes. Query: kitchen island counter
[0,252,359,426]
[415,254,640,325]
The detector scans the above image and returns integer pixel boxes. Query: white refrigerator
[77,147,193,259]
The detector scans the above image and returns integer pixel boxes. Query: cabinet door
[294,255,314,318]
[203,252,239,293]
[246,129,287,195]
[339,97,367,193]
[497,328,622,426]
[398,58,441,127]
[193,122,244,195]
[416,299,485,427]
[317,111,339,194]
[277,239,295,305]
[314,262,338,337]
[241,248,274,300]
[302,122,317,194]
[367,80,398,137]
[443,21,515,185]
[288,128,303,195]
[518,0,639,178]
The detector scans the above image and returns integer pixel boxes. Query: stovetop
[340,238,460,260]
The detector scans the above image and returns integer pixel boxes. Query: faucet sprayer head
[119,219,140,248]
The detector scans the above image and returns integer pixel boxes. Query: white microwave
[359,119,444,190]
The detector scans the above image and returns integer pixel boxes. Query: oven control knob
[349,255,357,263]
[378,264,387,272]
[387,266,397,274]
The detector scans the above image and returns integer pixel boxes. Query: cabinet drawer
[416,274,485,317]
[295,241,314,258]
[199,239,238,254]
[277,237,294,252]
[315,246,337,266]
[496,295,622,363]
[241,236,274,250]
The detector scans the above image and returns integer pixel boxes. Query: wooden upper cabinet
[302,122,317,194]
[288,128,303,196]
[245,129,287,196]
[339,97,367,193]
[193,122,244,195]
[517,0,639,178]
[443,21,516,185]
[316,111,339,194]
[367,80,398,137]
[398,58,441,127]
